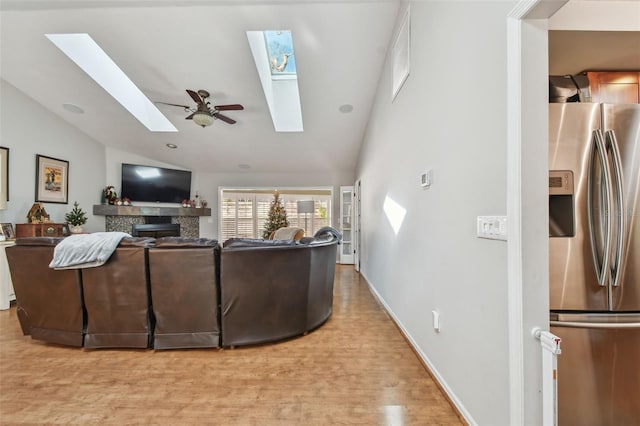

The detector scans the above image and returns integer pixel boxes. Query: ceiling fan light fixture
[192,111,214,127]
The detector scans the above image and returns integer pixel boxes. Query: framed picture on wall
[1,223,15,240]
[0,146,8,206]
[35,154,69,204]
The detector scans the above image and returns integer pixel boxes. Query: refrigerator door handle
[550,320,640,329]
[587,129,613,287]
[605,129,626,287]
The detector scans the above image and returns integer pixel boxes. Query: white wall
[356,2,515,424]
[0,80,106,233]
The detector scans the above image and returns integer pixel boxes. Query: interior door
[339,186,354,264]
[354,180,361,271]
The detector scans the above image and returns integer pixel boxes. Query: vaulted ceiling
[3,1,638,178]
[0,0,400,174]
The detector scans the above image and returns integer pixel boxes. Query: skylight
[247,30,303,132]
[45,33,177,132]
[264,31,297,76]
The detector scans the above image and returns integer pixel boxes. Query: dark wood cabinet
[15,223,67,238]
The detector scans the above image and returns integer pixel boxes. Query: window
[220,189,332,241]
[246,30,303,132]
[264,30,297,76]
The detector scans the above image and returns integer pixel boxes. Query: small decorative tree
[262,193,289,238]
[65,201,88,233]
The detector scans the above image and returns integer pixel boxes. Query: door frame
[507,1,638,423]
[506,1,566,424]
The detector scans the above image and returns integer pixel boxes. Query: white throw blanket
[49,232,131,270]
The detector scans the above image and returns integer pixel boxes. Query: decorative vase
[70,225,83,234]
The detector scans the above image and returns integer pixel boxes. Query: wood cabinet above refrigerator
[587,71,640,104]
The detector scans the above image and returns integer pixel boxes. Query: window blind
[220,190,332,240]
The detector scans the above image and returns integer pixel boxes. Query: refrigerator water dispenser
[549,170,574,237]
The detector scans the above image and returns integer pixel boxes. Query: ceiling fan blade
[185,113,195,120]
[214,104,244,111]
[213,112,236,124]
[156,101,192,109]
[186,89,203,105]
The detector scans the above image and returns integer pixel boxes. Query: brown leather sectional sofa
[221,234,338,347]
[6,229,341,350]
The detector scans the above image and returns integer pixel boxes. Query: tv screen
[121,163,191,203]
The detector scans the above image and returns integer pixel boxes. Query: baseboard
[359,270,475,426]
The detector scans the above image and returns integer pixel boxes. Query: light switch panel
[477,216,507,241]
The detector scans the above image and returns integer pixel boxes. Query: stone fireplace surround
[93,205,211,238]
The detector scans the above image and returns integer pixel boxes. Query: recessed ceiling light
[62,103,84,114]
[46,33,177,132]
[166,143,178,149]
[339,104,354,113]
[238,164,251,170]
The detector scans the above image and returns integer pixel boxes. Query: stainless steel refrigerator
[549,102,640,426]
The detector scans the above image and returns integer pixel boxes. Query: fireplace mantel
[93,205,211,217]
[94,205,210,238]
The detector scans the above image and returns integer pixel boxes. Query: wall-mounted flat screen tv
[121,163,191,203]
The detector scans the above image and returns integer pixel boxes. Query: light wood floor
[0,265,463,425]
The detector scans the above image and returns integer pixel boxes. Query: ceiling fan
[157,89,244,127]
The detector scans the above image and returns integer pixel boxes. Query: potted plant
[65,201,88,234]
